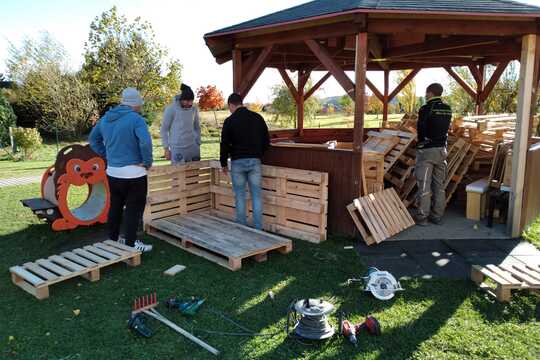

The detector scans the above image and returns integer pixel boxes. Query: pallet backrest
[144,161,212,223]
[209,161,328,243]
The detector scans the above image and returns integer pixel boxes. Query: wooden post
[510,34,537,237]
[476,64,485,115]
[382,70,390,128]
[232,49,242,93]
[353,32,368,198]
[297,72,306,136]
[528,35,540,138]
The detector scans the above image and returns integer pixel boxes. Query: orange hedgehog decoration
[22,144,110,231]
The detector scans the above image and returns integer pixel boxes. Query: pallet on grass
[10,241,141,300]
[147,212,292,271]
[347,188,415,245]
[471,261,540,302]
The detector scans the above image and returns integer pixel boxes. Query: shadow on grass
[469,289,538,324]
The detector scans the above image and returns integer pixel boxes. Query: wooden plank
[72,249,109,264]
[10,266,46,286]
[35,259,72,277]
[49,255,86,272]
[61,252,98,268]
[500,264,540,286]
[83,246,119,261]
[354,198,384,243]
[473,265,512,286]
[94,243,131,257]
[486,265,522,286]
[22,262,58,281]
[347,204,373,245]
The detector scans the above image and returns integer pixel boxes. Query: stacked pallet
[488,142,513,189]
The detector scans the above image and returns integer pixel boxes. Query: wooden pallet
[364,131,400,155]
[471,261,540,302]
[145,162,328,244]
[363,152,385,195]
[446,145,480,203]
[380,130,416,173]
[10,241,141,300]
[147,212,292,271]
[210,162,328,243]
[347,188,415,245]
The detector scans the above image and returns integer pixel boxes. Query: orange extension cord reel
[21,144,110,231]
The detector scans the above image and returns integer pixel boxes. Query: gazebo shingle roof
[206,0,540,36]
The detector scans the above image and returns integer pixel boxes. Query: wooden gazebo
[204,0,540,236]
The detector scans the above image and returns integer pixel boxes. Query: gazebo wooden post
[528,36,540,138]
[232,49,242,93]
[476,64,485,115]
[382,69,390,127]
[353,32,368,198]
[510,34,538,237]
[297,69,310,136]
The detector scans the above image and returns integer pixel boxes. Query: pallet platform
[10,241,141,300]
[147,212,292,271]
[347,188,415,245]
[471,261,540,302]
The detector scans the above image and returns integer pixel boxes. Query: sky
[1,0,539,103]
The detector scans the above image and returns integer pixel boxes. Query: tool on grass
[128,313,155,338]
[131,293,220,356]
[165,296,205,315]
[348,267,403,301]
[286,298,335,340]
[338,312,381,347]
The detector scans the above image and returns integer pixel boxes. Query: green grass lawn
[1,184,539,359]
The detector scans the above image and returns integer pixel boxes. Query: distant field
[0,111,404,179]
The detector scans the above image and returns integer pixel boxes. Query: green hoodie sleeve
[134,116,153,168]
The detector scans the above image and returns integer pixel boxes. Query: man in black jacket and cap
[415,83,453,226]
[220,93,270,230]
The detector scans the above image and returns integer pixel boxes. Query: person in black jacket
[415,83,452,226]
[220,93,270,230]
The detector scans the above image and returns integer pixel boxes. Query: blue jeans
[231,158,263,230]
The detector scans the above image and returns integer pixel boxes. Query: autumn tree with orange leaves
[197,85,224,126]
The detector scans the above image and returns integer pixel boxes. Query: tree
[366,95,383,116]
[196,85,224,126]
[82,7,182,123]
[395,70,419,114]
[270,82,321,128]
[339,95,353,115]
[445,67,476,115]
[7,33,97,137]
[0,92,16,148]
[485,62,519,114]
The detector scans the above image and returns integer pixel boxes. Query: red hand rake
[131,293,219,356]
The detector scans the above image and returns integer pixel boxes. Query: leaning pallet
[446,144,480,203]
[10,241,141,300]
[362,152,385,195]
[347,188,415,245]
[380,130,416,173]
[364,131,400,155]
[471,261,540,302]
[147,213,292,271]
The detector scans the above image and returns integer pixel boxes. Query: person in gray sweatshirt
[160,84,201,164]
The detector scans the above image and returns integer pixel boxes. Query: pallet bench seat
[147,212,292,271]
[471,261,540,302]
[10,241,141,300]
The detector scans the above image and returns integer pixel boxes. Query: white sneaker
[134,240,153,253]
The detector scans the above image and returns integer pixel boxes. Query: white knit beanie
[121,88,144,107]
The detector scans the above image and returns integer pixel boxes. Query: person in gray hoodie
[161,84,201,164]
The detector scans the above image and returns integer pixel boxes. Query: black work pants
[107,175,147,246]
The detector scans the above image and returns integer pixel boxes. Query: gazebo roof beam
[235,20,366,49]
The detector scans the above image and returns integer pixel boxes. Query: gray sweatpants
[415,147,448,220]
[171,145,201,165]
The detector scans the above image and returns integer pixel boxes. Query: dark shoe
[415,216,429,227]
[429,217,443,225]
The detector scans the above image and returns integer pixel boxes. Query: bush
[0,93,16,147]
[11,127,42,160]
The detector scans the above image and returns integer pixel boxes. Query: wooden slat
[83,246,119,260]
[72,249,109,264]
[49,255,86,272]
[22,262,58,281]
[61,252,98,268]
[35,259,72,276]
[10,266,46,286]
